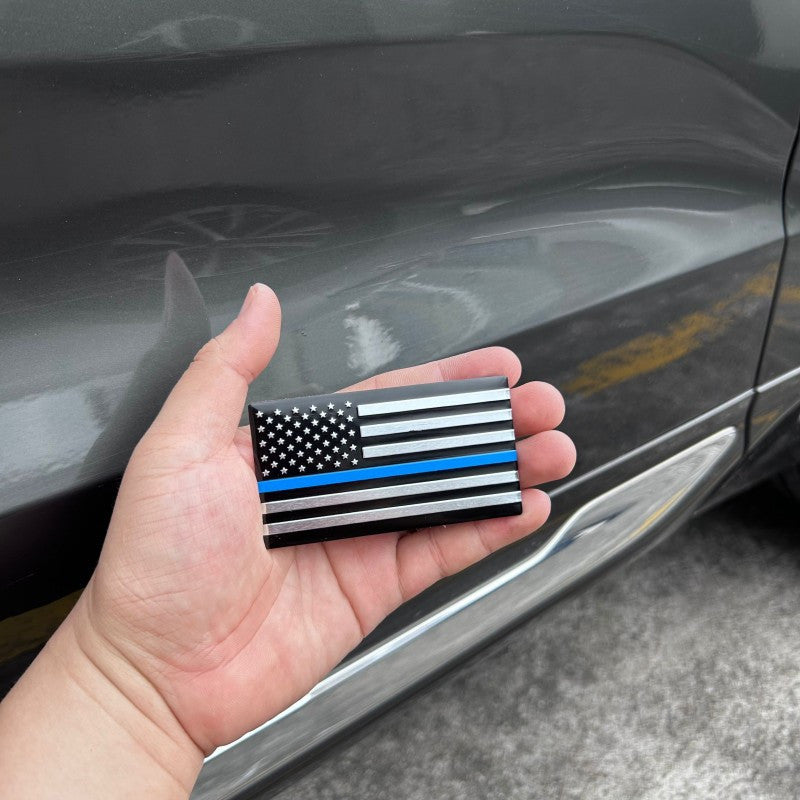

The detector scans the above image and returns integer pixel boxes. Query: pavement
[273,481,800,800]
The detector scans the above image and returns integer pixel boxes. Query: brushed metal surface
[357,389,510,417]
[261,470,519,514]
[362,429,515,459]
[360,408,512,438]
[264,490,522,535]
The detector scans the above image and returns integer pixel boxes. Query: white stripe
[264,490,522,535]
[357,388,510,417]
[362,429,515,459]
[262,470,519,514]
[360,408,512,438]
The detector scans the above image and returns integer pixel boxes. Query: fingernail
[239,284,261,317]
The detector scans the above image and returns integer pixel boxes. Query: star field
[253,399,361,478]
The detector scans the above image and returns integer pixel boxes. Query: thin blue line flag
[249,376,522,548]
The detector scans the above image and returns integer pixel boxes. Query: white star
[316,463,323,470]
[323,440,330,447]
[310,405,317,412]
[350,444,357,450]
[334,460,341,467]
[269,446,276,453]
[340,423,346,430]
[331,431,338,439]
[263,469,269,477]
[347,415,353,422]
[268,431,275,438]
[299,465,306,472]
[302,413,309,420]
[349,430,356,436]
[322,425,329,432]
[313,433,320,441]
[319,411,326,418]
[328,402,334,410]
[311,419,319,426]
[281,467,288,474]
[271,461,278,468]
[275,409,281,415]
[259,440,266,447]
[288,444,294,451]
[256,411,264,418]
[352,458,358,465]
[279,452,286,460]
[292,406,299,414]
[284,415,291,422]
[324,454,331,461]
[278,437,285,445]
[294,421,301,428]
[260,455,268,462]
[266,416,273,424]
[307,456,314,463]
[337,409,344,416]
[333,446,339,453]
[276,423,283,431]
[303,427,311,434]
[345,401,352,407]
[289,458,296,466]
[315,448,322,455]
[258,425,265,433]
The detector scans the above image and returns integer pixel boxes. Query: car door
[1,2,799,797]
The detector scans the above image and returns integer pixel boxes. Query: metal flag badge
[249,376,522,547]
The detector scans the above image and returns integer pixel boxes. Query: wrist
[64,589,206,788]
[0,589,204,799]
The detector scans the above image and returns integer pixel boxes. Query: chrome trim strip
[264,491,522,535]
[357,388,510,417]
[195,428,738,800]
[756,364,800,394]
[360,408,512,438]
[261,471,519,514]
[362,429,515,459]
[551,390,752,498]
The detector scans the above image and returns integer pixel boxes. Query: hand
[0,285,575,798]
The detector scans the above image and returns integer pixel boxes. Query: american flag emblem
[249,376,522,547]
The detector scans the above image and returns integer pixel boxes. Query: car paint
[2,0,800,786]
[706,135,800,505]
[751,134,800,440]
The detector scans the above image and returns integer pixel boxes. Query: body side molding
[193,427,739,800]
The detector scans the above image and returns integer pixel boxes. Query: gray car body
[2,0,800,795]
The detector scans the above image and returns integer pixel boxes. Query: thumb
[145,283,281,460]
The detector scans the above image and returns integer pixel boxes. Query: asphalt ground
[272,481,800,800]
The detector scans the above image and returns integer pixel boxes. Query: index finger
[341,346,522,392]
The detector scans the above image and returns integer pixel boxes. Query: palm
[88,285,574,753]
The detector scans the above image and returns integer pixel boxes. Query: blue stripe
[258,450,518,494]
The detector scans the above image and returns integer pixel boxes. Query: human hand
[0,285,574,798]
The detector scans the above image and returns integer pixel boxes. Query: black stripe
[263,481,519,524]
[264,500,523,548]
